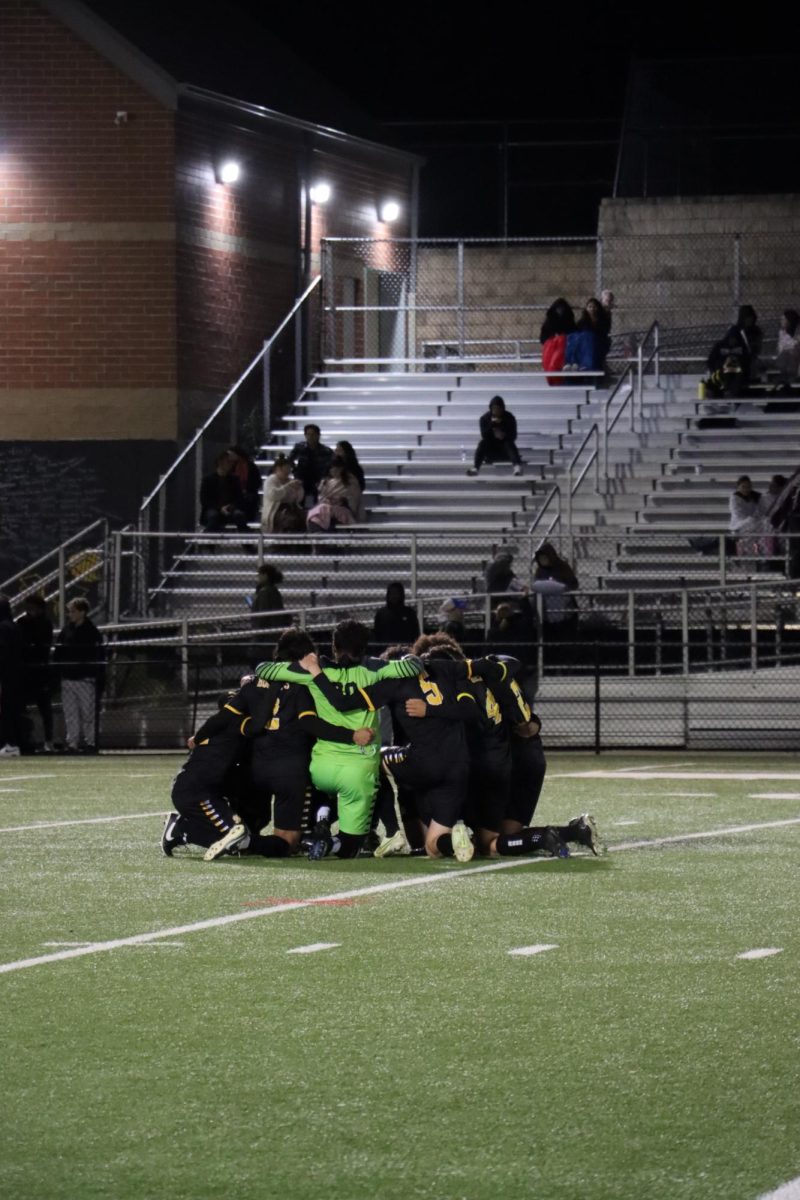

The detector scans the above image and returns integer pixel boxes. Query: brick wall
[0,0,177,440]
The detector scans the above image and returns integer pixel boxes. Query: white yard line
[758,1176,800,1199]
[1,815,799,977]
[614,762,698,773]
[508,944,558,957]
[750,793,800,800]
[287,943,340,955]
[553,770,800,781]
[737,948,784,961]
[0,812,166,834]
[0,774,58,783]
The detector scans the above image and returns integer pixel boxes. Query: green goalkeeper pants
[310,746,379,836]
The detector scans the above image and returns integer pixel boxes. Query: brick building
[0,0,418,572]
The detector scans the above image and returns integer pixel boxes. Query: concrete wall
[414,243,598,358]
[599,195,800,331]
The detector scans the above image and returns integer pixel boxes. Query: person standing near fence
[53,598,104,753]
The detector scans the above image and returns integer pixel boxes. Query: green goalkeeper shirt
[255,654,422,754]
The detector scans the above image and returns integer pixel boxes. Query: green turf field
[1,752,798,1200]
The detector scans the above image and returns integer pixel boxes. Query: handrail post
[719,534,727,587]
[263,341,271,433]
[456,241,465,355]
[112,531,122,624]
[627,590,635,676]
[536,592,544,682]
[157,482,166,579]
[194,432,203,530]
[681,589,689,676]
[295,305,303,401]
[654,321,660,389]
[57,546,66,627]
[637,340,643,423]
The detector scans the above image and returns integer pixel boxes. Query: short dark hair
[332,619,369,661]
[274,626,316,661]
[67,597,90,614]
[304,423,321,436]
[411,632,464,660]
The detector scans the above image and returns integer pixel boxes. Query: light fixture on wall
[217,161,241,184]
[380,200,400,223]
[309,182,332,204]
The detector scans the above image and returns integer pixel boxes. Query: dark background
[87,1,799,236]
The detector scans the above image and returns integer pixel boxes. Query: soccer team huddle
[161,619,602,863]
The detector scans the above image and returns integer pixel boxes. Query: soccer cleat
[203,822,248,862]
[543,827,571,858]
[308,817,333,861]
[466,466,479,476]
[161,812,182,857]
[450,821,474,863]
[567,813,602,856]
[513,464,523,476]
[374,829,411,858]
[0,744,21,757]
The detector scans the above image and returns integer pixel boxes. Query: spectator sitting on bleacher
[200,453,249,533]
[227,445,262,523]
[291,424,334,504]
[601,289,615,330]
[261,455,305,534]
[467,396,523,477]
[485,549,526,598]
[540,297,577,384]
[373,582,420,650]
[437,597,469,641]
[334,441,367,522]
[532,542,578,629]
[774,309,800,390]
[568,297,611,382]
[708,305,763,387]
[307,457,361,532]
[729,475,763,557]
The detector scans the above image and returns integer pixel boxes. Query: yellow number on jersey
[509,679,531,722]
[419,676,444,706]
[268,697,281,731]
[485,689,502,725]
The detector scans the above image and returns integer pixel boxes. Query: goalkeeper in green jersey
[256,619,422,858]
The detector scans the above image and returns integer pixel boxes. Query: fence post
[456,241,465,356]
[181,620,189,696]
[593,644,601,755]
[719,534,727,587]
[57,545,66,627]
[112,531,123,624]
[627,591,635,676]
[410,533,418,599]
[750,583,758,672]
[732,233,741,310]
[637,340,643,422]
[536,593,545,682]
[654,322,660,389]
[595,235,603,296]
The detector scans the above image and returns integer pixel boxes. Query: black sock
[436,833,454,857]
[557,824,576,843]
[250,834,292,858]
[496,827,549,856]
[335,832,365,859]
[374,778,399,837]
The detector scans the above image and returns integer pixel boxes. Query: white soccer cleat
[203,823,248,862]
[451,821,474,863]
[373,830,411,858]
[0,744,21,757]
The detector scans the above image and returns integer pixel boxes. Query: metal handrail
[527,484,561,540]
[565,423,600,559]
[602,364,636,485]
[0,518,108,594]
[139,275,322,517]
[637,319,660,414]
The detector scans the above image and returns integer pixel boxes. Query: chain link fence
[321,235,800,368]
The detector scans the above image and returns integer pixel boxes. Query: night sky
[87,1,795,235]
